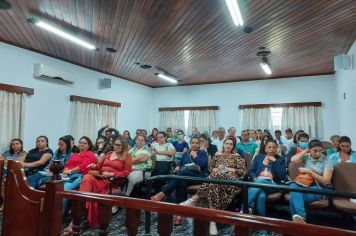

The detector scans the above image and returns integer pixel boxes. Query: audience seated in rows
[2,125,356,234]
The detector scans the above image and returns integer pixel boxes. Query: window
[271,107,283,131]
[184,110,190,134]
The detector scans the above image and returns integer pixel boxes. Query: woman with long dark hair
[21,136,53,189]
[329,136,356,164]
[0,138,27,164]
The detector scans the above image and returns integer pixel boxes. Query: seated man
[237,130,258,156]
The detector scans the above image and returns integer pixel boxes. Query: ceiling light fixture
[225,0,244,26]
[156,72,178,84]
[260,60,272,75]
[257,49,272,75]
[27,17,96,50]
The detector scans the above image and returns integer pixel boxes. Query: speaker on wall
[99,78,111,89]
[334,53,353,71]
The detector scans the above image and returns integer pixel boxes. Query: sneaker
[179,198,197,207]
[209,221,218,235]
[293,214,306,224]
[248,207,253,214]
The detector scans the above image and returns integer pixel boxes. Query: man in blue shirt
[237,130,258,156]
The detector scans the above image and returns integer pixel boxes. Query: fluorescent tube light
[30,18,96,50]
[225,0,244,26]
[260,62,272,75]
[157,73,178,84]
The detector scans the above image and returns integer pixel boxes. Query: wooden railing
[1,160,356,236]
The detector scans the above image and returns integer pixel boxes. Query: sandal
[63,222,73,235]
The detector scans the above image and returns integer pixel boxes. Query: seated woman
[0,138,27,164]
[38,136,74,186]
[289,140,333,224]
[151,137,209,202]
[329,136,356,164]
[20,136,53,189]
[180,136,246,235]
[248,139,286,217]
[151,131,176,175]
[61,136,96,212]
[286,132,309,165]
[122,130,134,147]
[148,128,159,144]
[199,133,218,158]
[94,137,112,162]
[172,129,189,164]
[75,138,132,229]
[123,135,153,196]
[326,135,340,156]
[0,138,27,210]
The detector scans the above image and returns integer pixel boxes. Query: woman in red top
[61,136,96,218]
[65,138,132,232]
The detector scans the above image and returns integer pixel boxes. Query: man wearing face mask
[286,132,310,165]
[172,130,189,165]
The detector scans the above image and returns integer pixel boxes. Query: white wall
[0,42,346,151]
[0,43,153,151]
[152,75,338,140]
[335,41,356,144]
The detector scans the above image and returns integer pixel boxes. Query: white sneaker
[209,221,218,235]
[179,198,197,207]
[292,214,306,224]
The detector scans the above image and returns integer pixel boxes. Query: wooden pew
[2,160,356,236]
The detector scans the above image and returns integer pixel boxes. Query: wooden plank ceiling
[0,0,355,87]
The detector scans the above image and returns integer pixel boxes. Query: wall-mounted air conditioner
[33,63,74,85]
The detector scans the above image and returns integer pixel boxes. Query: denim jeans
[63,173,83,213]
[26,172,50,189]
[289,182,325,219]
[248,178,276,216]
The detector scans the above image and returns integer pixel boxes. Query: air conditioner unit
[33,63,74,85]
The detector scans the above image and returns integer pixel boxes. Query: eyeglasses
[114,143,122,147]
[340,144,351,149]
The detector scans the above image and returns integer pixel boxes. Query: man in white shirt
[212,127,226,151]
[282,128,294,154]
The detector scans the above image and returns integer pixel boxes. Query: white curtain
[0,91,24,153]
[159,110,185,131]
[281,106,321,138]
[187,110,217,134]
[242,108,272,130]
[70,101,118,142]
